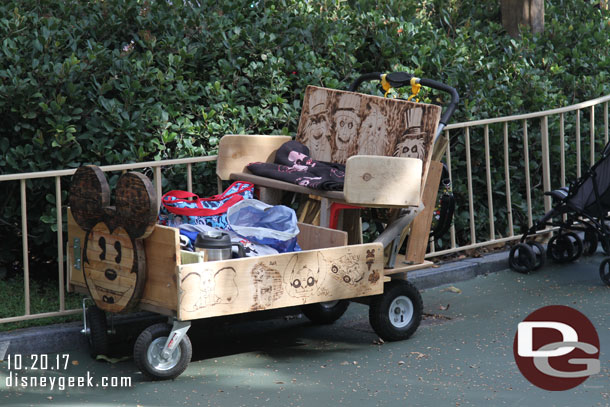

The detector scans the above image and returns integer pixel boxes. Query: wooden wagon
[67,72,458,380]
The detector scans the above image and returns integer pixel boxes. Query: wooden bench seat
[226,150,424,208]
[229,171,345,201]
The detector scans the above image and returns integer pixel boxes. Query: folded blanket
[247,140,345,191]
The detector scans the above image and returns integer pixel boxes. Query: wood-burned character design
[393,107,427,161]
[180,267,238,312]
[284,253,325,300]
[70,165,157,313]
[302,88,331,162]
[329,253,364,286]
[250,262,283,311]
[332,94,361,164]
[358,103,389,156]
[365,249,375,271]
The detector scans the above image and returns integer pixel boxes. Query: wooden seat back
[295,85,441,182]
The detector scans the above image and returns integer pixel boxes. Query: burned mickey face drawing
[284,253,324,298]
[70,165,157,313]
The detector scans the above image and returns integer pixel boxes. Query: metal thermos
[194,231,245,261]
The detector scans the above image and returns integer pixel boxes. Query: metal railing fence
[427,94,610,257]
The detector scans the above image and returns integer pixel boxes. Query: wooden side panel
[297,222,348,251]
[344,155,422,207]
[405,161,444,264]
[216,135,292,180]
[177,243,384,321]
[68,210,180,312]
[140,225,181,310]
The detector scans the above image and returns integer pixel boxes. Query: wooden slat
[177,243,384,320]
[230,172,345,201]
[296,222,348,250]
[383,260,435,276]
[404,161,444,264]
[217,135,291,180]
[140,225,181,310]
[344,155,422,207]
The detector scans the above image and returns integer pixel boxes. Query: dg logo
[513,305,601,391]
[70,165,157,313]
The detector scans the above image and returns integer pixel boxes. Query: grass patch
[0,276,84,332]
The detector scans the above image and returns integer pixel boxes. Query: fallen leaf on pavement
[441,286,462,294]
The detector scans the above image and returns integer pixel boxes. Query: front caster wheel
[600,258,610,286]
[133,323,192,381]
[548,232,583,263]
[509,243,535,273]
[583,227,599,256]
[86,306,109,358]
[301,300,350,324]
[526,241,546,270]
[369,280,423,342]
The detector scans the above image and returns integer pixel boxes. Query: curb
[0,251,509,357]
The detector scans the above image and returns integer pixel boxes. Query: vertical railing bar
[20,179,31,316]
[541,116,552,214]
[187,163,193,193]
[604,102,608,145]
[560,113,566,188]
[576,109,581,178]
[590,106,595,165]
[523,120,533,228]
[560,113,567,223]
[56,176,65,312]
[503,122,514,236]
[483,125,495,239]
[465,127,476,244]
[154,167,162,209]
[445,129,457,249]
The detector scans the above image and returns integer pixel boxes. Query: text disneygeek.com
[2,353,132,390]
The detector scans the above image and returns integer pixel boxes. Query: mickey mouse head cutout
[70,165,157,313]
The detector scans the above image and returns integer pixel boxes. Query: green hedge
[1,0,609,268]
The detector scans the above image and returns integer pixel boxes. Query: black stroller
[508,141,610,286]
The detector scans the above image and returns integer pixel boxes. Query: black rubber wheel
[600,258,610,286]
[509,243,536,273]
[301,300,350,324]
[86,305,109,358]
[369,280,423,342]
[583,228,599,256]
[548,233,582,263]
[133,323,192,381]
[564,232,584,261]
[600,234,610,255]
[526,241,546,270]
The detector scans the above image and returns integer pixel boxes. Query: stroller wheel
[583,228,599,256]
[526,241,546,270]
[600,258,610,286]
[548,232,582,263]
[600,235,610,256]
[509,243,535,273]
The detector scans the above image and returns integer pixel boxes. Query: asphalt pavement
[0,252,608,407]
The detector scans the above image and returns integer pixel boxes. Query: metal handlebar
[347,71,459,127]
